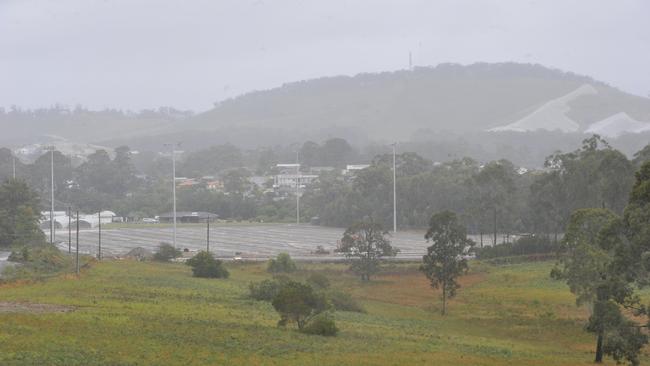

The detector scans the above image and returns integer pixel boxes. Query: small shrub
[272,281,329,329]
[306,272,330,289]
[267,252,297,273]
[300,313,338,336]
[8,246,31,262]
[9,245,67,272]
[249,279,281,301]
[326,290,365,313]
[272,274,292,284]
[5,244,71,279]
[186,251,229,278]
[153,242,182,262]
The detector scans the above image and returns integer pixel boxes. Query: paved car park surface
[53,224,432,260]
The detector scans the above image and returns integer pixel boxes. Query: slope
[183,63,650,142]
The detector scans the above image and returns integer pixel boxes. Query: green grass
[0,260,646,365]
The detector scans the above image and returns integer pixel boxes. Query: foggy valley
[1,1,650,365]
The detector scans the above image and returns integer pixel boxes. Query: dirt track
[0,302,74,314]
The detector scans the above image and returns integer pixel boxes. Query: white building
[273,174,318,189]
[39,210,116,229]
[342,164,370,175]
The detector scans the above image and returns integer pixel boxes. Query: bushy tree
[324,290,365,313]
[420,211,474,315]
[552,208,647,365]
[271,280,329,330]
[340,222,398,281]
[0,179,45,247]
[249,279,282,302]
[471,160,517,246]
[267,252,297,273]
[300,313,338,336]
[186,251,229,278]
[153,242,182,262]
[306,272,330,290]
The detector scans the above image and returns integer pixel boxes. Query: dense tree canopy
[1,136,648,233]
[0,179,45,247]
[552,208,648,365]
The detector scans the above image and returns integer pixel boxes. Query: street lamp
[164,143,182,248]
[391,143,397,233]
[45,146,55,245]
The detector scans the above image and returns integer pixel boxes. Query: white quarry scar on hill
[585,112,650,138]
[488,84,598,133]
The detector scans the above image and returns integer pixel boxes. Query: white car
[141,218,159,224]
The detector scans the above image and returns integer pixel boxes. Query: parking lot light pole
[172,149,177,248]
[165,143,181,249]
[296,152,300,225]
[392,143,397,233]
[68,206,71,253]
[75,210,80,274]
[50,147,55,244]
[98,210,102,260]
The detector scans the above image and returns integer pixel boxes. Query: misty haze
[1,1,650,365]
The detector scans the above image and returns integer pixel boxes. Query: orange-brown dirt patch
[353,271,487,307]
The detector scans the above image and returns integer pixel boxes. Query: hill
[3,63,650,157]
[0,107,191,147]
[183,62,650,142]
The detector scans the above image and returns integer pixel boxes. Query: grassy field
[0,259,647,365]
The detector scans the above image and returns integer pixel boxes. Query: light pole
[391,143,397,233]
[75,210,79,275]
[296,152,300,225]
[165,143,181,248]
[98,210,102,260]
[12,154,16,179]
[206,218,210,253]
[49,147,55,245]
[68,206,72,253]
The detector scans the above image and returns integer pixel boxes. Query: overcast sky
[1,0,649,112]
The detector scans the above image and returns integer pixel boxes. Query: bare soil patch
[0,302,74,314]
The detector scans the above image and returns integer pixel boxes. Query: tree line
[302,136,650,241]
[1,135,649,235]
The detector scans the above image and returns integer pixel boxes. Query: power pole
[12,155,16,179]
[68,206,71,254]
[50,148,55,245]
[98,210,102,260]
[392,143,397,233]
[296,151,300,225]
[206,218,210,253]
[172,148,177,248]
[163,143,180,248]
[75,210,80,275]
